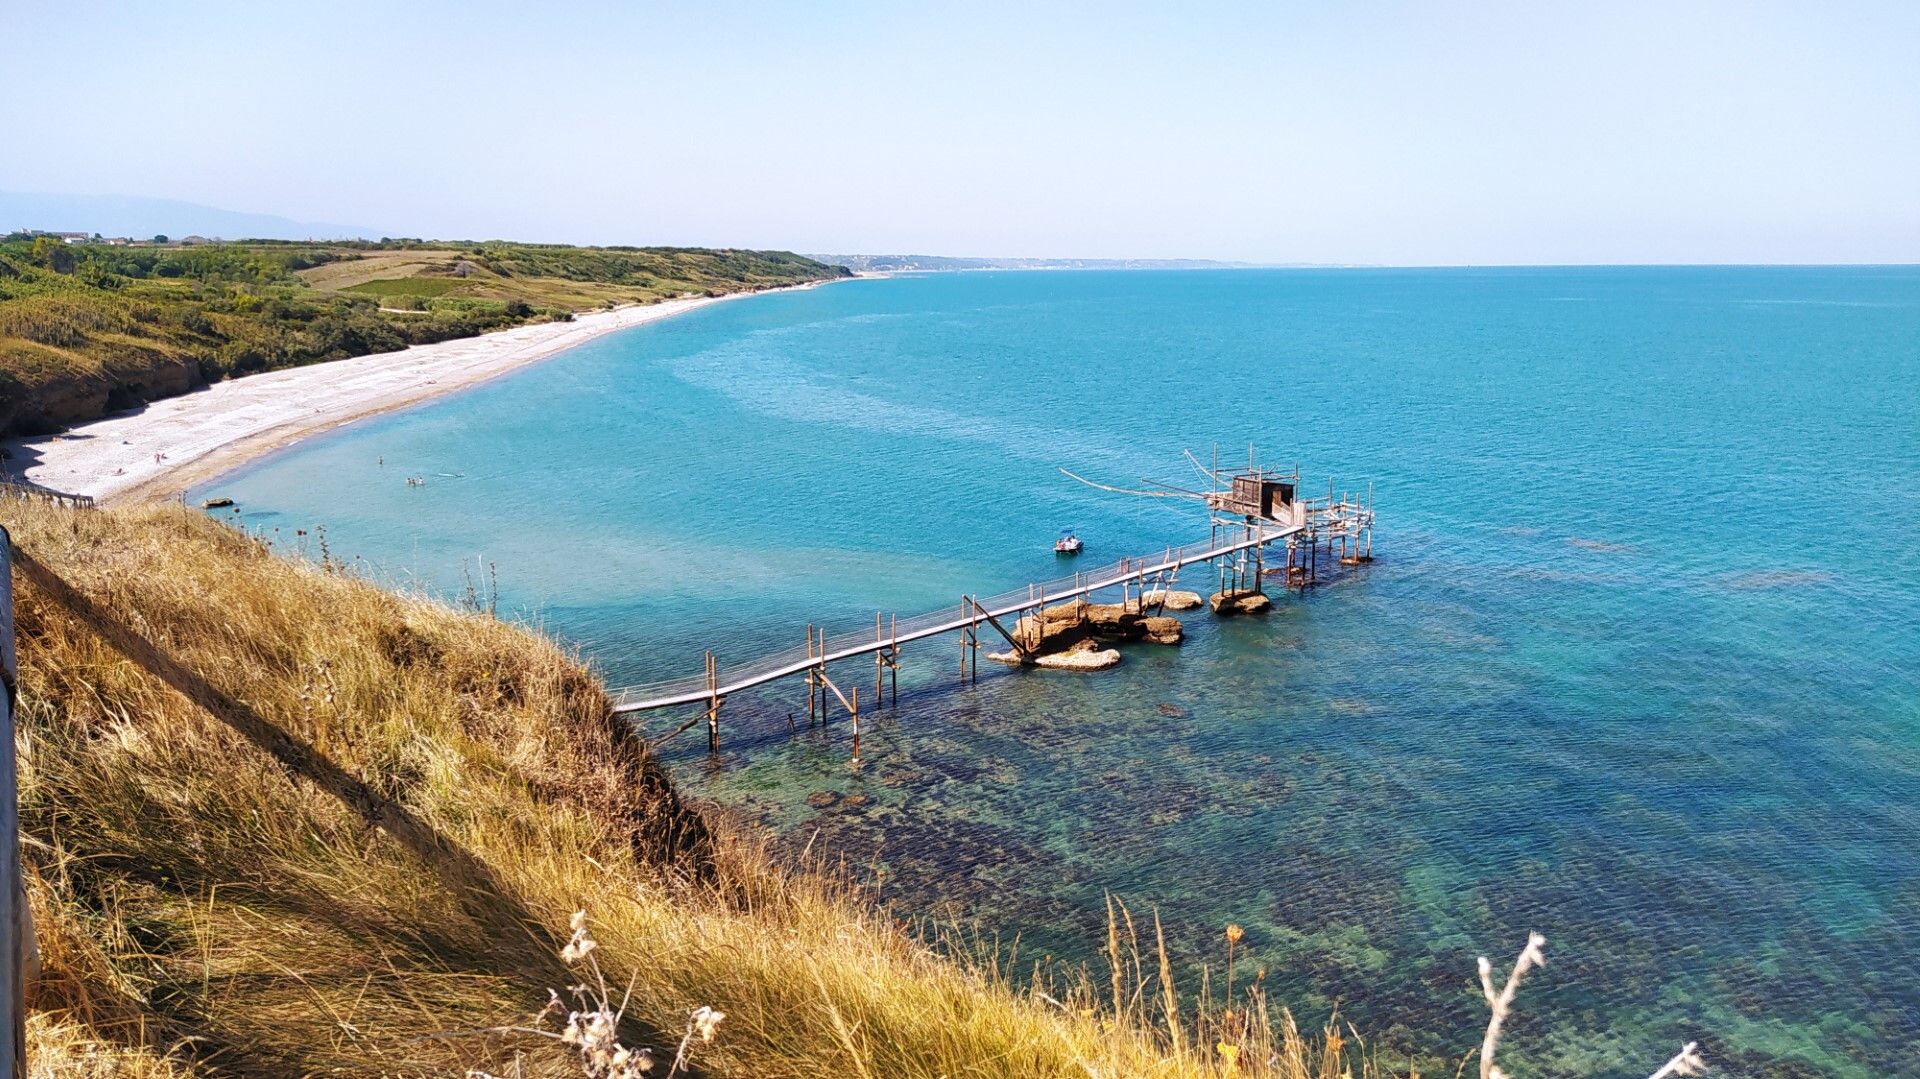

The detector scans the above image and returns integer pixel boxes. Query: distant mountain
[809,254,1256,272]
[0,192,378,241]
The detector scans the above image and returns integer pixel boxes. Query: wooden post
[806,624,817,726]
[816,663,857,730]
[967,599,980,682]
[1,525,26,1077]
[704,651,722,752]
[959,597,971,682]
[818,628,828,723]
[968,594,1033,661]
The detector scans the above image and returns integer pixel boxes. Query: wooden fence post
[1,525,27,1077]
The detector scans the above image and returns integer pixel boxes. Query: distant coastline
[809,254,1268,273]
[4,280,837,505]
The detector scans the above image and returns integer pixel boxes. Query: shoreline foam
[2,282,831,505]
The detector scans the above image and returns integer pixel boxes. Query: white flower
[690,1006,725,1043]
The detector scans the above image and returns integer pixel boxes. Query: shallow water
[200,268,1920,1077]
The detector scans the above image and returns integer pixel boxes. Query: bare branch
[1477,932,1547,1079]
[1648,1042,1706,1079]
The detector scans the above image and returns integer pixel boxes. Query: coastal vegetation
[0,237,846,437]
[8,495,1369,1078]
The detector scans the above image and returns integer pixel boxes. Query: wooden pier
[609,453,1376,753]
[610,516,1303,717]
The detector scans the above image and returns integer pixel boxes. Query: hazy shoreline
[3,282,833,505]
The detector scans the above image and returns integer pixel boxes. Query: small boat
[202,496,234,509]
[1054,528,1083,556]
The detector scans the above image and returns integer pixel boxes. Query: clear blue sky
[6,1,1917,263]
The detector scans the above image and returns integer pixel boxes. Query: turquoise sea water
[199,269,1919,1077]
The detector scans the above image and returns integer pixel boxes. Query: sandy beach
[3,286,816,504]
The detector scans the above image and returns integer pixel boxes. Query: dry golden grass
[294,250,468,291]
[297,250,680,311]
[4,497,1376,1078]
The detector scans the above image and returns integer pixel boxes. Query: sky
[5,1,1918,264]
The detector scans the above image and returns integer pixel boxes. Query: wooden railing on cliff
[0,481,95,510]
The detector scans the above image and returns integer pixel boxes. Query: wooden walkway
[608,518,1304,714]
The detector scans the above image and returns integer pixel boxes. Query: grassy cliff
[0,238,847,437]
[5,496,1360,1078]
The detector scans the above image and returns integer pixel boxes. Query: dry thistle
[473,911,726,1079]
[668,1006,726,1074]
[562,909,599,964]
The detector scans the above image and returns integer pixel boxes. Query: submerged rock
[1209,590,1272,616]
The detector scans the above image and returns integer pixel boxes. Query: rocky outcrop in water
[989,597,1187,670]
[1142,589,1205,610]
[1209,590,1272,616]
[988,639,1122,670]
[1141,615,1184,644]
[1011,599,1187,651]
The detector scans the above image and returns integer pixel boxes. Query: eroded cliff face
[104,352,200,413]
[0,348,202,435]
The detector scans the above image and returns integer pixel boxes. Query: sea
[195,268,1920,1078]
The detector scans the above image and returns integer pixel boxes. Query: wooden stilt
[959,597,973,683]
[704,650,724,753]
[805,624,817,726]
[819,626,828,718]
[967,593,1032,661]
